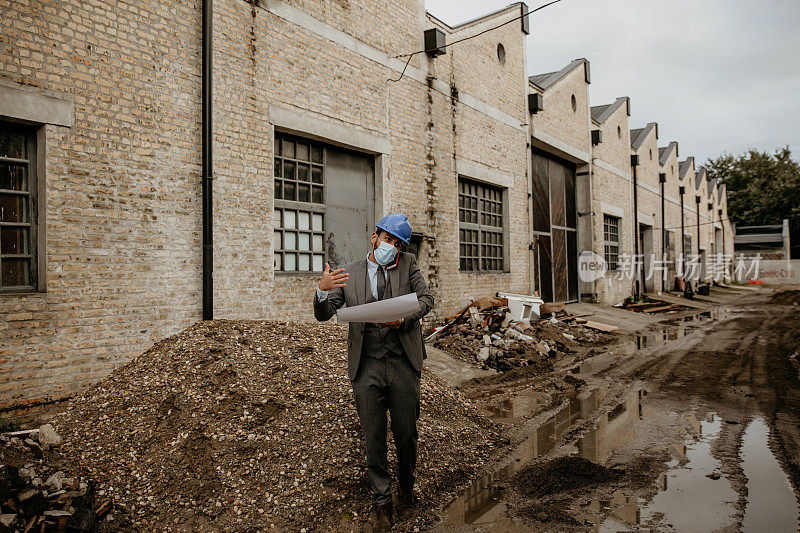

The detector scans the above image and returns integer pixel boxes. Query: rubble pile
[48,321,505,531]
[432,298,612,371]
[0,425,128,532]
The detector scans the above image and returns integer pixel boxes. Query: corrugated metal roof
[590,104,610,122]
[658,141,678,166]
[528,58,589,91]
[695,167,707,189]
[590,97,628,125]
[529,71,557,89]
[679,157,695,180]
[630,122,656,150]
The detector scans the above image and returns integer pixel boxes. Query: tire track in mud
[611,303,800,527]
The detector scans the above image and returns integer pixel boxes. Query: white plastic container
[497,292,544,321]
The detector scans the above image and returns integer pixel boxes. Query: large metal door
[532,150,578,303]
[324,147,375,268]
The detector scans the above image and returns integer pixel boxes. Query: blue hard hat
[376,213,412,244]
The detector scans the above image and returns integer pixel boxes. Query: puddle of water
[571,308,735,377]
[440,388,609,525]
[487,390,548,419]
[577,389,643,464]
[570,327,692,376]
[740,417,800,532]
[602,413,739,533]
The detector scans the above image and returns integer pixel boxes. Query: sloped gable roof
[529,58,590,91]
[679,157,695,180]
[590,97,629,125]
[630,122,656,150]
[427,2,528,32]
[658,141,678,166]
[695,167,707,189]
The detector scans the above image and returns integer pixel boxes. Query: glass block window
[273,134,324,205]
[603,215,620,271]
[274,132,325,272]
[0,124,37,290]
[458,178,504,271]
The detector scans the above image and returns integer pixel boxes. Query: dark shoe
[369,502,393,532]
[397,489,419,520]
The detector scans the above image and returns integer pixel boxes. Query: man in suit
[313,213,433,531]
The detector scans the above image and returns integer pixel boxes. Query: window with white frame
[603,214,620,271]
[273,133,325,272]
[1,123,37,290]
[458,178,504,271]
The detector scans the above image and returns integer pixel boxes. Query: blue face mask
[373,241,398,266]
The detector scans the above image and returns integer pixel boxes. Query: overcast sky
[426,0,800,165]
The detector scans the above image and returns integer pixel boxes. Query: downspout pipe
[718,208,725,277]
[631,154,640,299]
[695,196,701,282]
[679,186,686,277]
[202,0,214,320]
[659,173,666,291]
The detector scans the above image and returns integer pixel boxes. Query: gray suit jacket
[313,251,434,380]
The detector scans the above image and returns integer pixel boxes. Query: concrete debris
[0,432,122,532]
[433,295,616,372]
[477,347,491,362]
[37,424,61,449]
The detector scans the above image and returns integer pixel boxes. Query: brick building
[1,0,533,408]
[1,0,734,408]
[589,97,634,304]
[528,59,591,303]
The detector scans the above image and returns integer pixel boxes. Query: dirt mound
[50,321,505,531]
[770,290,800,305]
[514,457,623,497]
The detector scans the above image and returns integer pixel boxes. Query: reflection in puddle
[639,414,738,530]
[570,327,691,376]
[441,388,644,526]
[487,390,548,418]
[607,413,738,532]
[740,417,800,532]
[442,388,605,525]
[576,411,800,533]
[578,389,643,464]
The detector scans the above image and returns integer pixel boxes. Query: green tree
[706,147,800,258]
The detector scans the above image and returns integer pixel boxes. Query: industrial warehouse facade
[1,0,732,408]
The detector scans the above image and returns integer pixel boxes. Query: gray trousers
[352,353,421,506]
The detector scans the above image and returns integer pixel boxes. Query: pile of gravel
[50,320,505,531]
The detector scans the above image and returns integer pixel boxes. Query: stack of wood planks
[621,301,684,314]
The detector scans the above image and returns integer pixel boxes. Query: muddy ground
[431,287,800,532]
[5,287,799,532]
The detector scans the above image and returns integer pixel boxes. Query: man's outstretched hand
[318,262,349,291]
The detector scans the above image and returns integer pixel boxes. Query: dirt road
[432,288,800,532]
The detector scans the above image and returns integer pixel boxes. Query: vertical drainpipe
[695,195,701,280]
[679,186,686,277]
[718,208,725,277]
[202,0,214,320]
[695,195,700,255]
[659,172,666,291]
[631,154,640,299]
